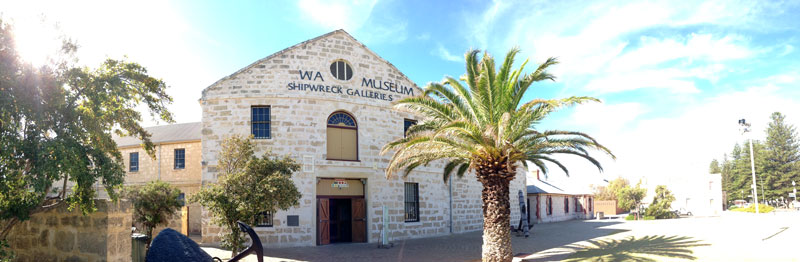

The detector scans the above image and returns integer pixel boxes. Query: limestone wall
[7,200,132,262]
[529,194,594,223]
[198,30,526,247]
[119,141,203,237]
[119,140,202,187]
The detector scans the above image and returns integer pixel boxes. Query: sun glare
[10,17,62,67]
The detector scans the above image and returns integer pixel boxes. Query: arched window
[327,111,358,161]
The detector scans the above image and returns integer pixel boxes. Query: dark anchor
[513,190,532,237]
[146,221,263,262]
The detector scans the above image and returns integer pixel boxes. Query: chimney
[536,170,540,181]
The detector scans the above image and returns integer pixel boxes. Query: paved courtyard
[203,211,800,262]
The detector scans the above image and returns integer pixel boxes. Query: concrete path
[203,219,626,262]
[202,211,800,261]
[523,211,800,261]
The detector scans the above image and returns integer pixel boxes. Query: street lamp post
[739,119,759,214]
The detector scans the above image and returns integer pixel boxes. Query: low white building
[526,171,595,223]
[665,173,723,216]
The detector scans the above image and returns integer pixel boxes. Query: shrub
[731,204,774,213]
[625,214,635,220]
[0,239,14,262]
[643,216,655,220]
[124,181,184,247]
[644,185,677,219]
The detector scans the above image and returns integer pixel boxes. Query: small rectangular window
[256,211,273,227]
[178,193,185,206]
[129,152,139,172]
[574,198,579,212]
[174,148,185,169]
[251,106,271,139]
[404,183,419,222]
[403,119,417,137]
[565,196,569,214]
[547,196,553,215]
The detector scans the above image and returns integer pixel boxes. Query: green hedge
[624,214,656,220]
[731,204,774,213]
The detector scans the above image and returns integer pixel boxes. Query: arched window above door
[327,111,358,161]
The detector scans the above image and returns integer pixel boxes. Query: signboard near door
[316,178,367,245]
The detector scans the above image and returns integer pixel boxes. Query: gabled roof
[113,122,201,147]
[201,29,420,99]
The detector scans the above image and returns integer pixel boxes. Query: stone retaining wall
[7,200,132,262]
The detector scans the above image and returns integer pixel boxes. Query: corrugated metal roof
[113,122,201,147]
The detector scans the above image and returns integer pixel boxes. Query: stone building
[199,30,527,247]
[113,122,203,237]
[526,171,595,224]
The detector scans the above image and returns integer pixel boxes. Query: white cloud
[435,44,462,62]
[468,0,509,49]
[569,102,648,130]
[585,69,700,94]
[781,45,794,56]
[463,0,776,95]
[297,0,379,31]
[547,83,800,190]
[416,33,430,41]
[609,34,751,73]
[355,20,408,45]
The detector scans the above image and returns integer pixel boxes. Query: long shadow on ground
[527,235,709,262]
[208,220,628,262]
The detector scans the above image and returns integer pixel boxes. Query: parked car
[673,208,693,216]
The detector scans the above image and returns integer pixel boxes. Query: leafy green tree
[709,159,722,174]
[382,49,613,262]
[0,19,172,247]
[124,181,183,247]
[593,177,629,201]
[617,181,647,213]
[645,185,676,219]
[761,112,800,204]
[192,135,302,256]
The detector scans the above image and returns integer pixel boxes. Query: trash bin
[596,212,604,220]
[131,233,149,262]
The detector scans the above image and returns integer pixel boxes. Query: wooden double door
[318,197,366,245]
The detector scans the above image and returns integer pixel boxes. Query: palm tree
[382,49,614,262]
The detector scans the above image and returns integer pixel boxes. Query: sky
[3,0,800,189]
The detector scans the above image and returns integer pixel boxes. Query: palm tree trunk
[477,157,515,262]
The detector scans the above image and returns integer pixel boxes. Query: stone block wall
[7,200,133,262]
[198,30,526,247]
[119,141,203,237]
[119,140,202,186]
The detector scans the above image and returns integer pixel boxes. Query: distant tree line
[712,112,800,207]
